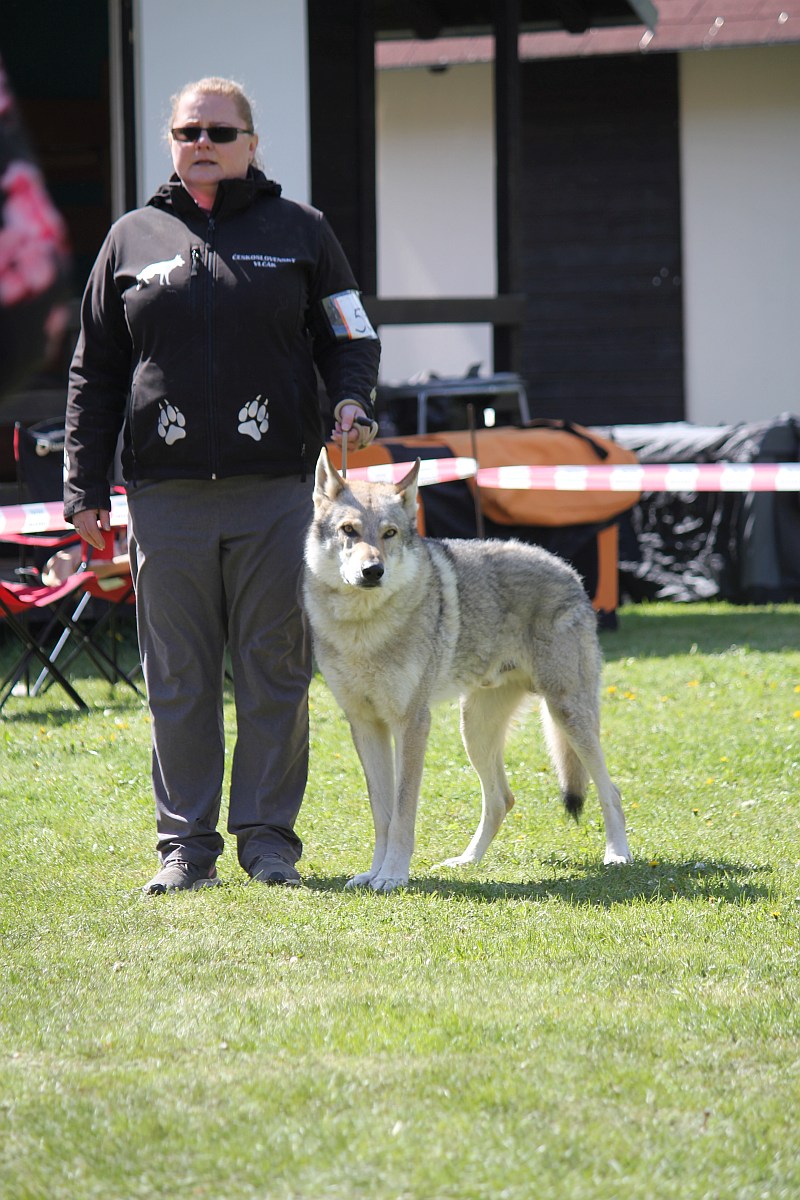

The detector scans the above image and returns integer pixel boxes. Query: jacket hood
[148,167,282,219]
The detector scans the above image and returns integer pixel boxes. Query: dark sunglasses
[171,125,253,144]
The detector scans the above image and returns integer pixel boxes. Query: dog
[303,448,632,892]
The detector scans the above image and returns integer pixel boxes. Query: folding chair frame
[33,572,142,699]
[0,576,91,712]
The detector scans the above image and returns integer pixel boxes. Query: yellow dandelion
[687,680,700,688]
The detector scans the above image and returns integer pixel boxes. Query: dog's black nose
[360,561,384,586]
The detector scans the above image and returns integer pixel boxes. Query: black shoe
[249,858,302,887]
[142,861,222,895]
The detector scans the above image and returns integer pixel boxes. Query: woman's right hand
[73,508,111,551]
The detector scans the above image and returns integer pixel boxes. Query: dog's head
[305,448,421,592]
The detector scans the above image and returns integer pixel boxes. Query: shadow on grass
[602,606,799,661]
[304,859,771,906]
[0,694,138,725]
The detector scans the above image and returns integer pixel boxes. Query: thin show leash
[340,415,373,478]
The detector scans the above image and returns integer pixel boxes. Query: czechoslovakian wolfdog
[303,449,632,892]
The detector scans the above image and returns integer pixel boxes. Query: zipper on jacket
[205,216,219,478]
[190,246,201,276]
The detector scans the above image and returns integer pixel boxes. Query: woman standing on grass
[64,76,380,894]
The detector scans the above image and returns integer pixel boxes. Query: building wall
[376,63,495,385]
[679,44,800,424]
[136,0,309,205]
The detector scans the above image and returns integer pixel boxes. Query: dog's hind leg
[346,717,395,889]
[540,696,632,865]
[436,682,525,869]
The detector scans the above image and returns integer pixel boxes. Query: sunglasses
[171,126,253,144]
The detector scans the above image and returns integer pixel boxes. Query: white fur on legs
[347,707,431,892]
[436,684,524,869]
[345,718,395,889]
[369,710,430,891]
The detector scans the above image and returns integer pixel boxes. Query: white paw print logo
[158,402,187,446]
[238,395,269,442]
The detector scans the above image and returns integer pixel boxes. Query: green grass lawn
[1,603,799,1199]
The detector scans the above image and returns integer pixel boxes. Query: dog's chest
[318,637,429,721]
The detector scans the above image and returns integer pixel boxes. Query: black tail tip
[562,791,585,821]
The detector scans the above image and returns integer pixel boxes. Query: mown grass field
[1,602,798,1199]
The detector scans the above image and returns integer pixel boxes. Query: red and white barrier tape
[345,459,800,493]
[472,461,800,493]
[0,493,129,537]
[1,461,797,537]
[345,456,479,486]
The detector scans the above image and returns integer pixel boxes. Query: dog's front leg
[345,717,395,889]
[369,705,431,893]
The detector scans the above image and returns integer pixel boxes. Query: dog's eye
[340,523,357,538]
[383,527,397,539]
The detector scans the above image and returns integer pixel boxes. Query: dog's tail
[562,790,585,820]
[540,700,588,821]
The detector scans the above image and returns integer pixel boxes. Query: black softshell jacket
[64,169,380,520]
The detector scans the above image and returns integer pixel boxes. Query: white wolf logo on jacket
[136,252,185,289]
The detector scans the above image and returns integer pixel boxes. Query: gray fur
[303,449,632,892]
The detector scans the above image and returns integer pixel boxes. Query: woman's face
[169,90,258,206]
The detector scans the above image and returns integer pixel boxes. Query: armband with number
[311,290,378,345]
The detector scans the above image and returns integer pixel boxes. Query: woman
[65,77,380,894]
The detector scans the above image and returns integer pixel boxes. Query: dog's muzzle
[358,561,384,587]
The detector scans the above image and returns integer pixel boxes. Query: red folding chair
[29,529,142,700]
[0,571,92,711]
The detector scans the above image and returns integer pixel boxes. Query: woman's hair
[168,76,256,132]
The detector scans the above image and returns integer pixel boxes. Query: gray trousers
[127,474,312,875]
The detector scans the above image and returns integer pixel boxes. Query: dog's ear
[395,458,421,513]
[314,447,346,505]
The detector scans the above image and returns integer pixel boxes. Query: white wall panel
[680,45,800,424]
[376,63,495,383]
[136,0,309,205]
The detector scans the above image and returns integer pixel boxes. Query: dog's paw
[345,871,376,889]
[433,854,477,870]
[369,873,409,893]
[604,848,633,865]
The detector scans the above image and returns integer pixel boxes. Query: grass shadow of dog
[304,859,771,907]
